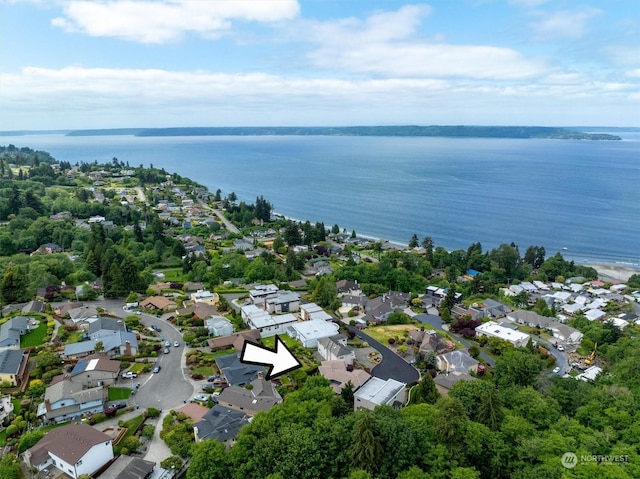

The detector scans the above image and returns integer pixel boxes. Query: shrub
[145,408,161,418]
[388,337,396,345]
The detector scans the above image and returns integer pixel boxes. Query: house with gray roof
[317,335,355,365]
[266,291,300,314]
[99,455,155,479]
[206,316,234,337]
[39,376,107,423]
[23,423,114,479]
[437,349,479,375]
[0,349,29,386]
[217,376,282,416]
[215,353,266,386]
[194,405,249,444]
[0,316,30,349]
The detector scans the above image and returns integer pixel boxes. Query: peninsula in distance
[62,125,622,140]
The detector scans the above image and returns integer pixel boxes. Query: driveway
[342,323,420,385]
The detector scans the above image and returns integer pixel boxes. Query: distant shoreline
[57,125,621,140]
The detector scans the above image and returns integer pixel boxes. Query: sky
[0,0,639,130]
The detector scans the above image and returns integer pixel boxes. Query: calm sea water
[2,133,639,267]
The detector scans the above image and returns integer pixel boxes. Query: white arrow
[240,335,302,380]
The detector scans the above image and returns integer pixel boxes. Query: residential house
[140,296,177,312]
[340,295,368,311]
[33,243,63,255]
[300,303,327,321]
[22,300,45,314]
[99,456,155,479]
[249,284,279,307]
[23,423,114,479]
[508,310,583,344]
[0,316,30,349]
[437,349,479,375]
[424,286,462,307]
[177,302,218,319]
[468,298,512,320]
[241,305,298,338]
[64,320,138,359]
[354,377,407,411]
[576,365,602,382]
[39,376,107,423]
[217,375,282,416]
[287,319,340,348]
[548,323,584,344]
[475,321,530,347]
[190,289,218,306]
[194,405,249,444]
[215,353,266,386]
[67,305,100,326]
[183,281,204,292]
[54,302,84,318]
[205,316,234,337]
[266,291,300,314]
[176,402,210,422]
[317,335,355,365]
[318,360,371,394]
[408,329,454,357]
[69,355,121,388]
[207,330,261,351]
[585,309,606,321]
[0,349,29,386]
[336,280,362,296]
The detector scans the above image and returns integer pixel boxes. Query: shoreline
[585,264,640,283]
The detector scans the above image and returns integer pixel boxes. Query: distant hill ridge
[65,125,621,140]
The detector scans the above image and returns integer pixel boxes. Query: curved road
[342,323,420,385]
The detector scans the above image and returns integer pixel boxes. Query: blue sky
[1,0,638,129]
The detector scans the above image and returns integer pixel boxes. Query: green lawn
[159,268,186,282]
[21,322,47,347]
[109,387,134,401]
[191,365,216,376]
[130,363,146,373]
[261,334,299,350]
[199,348,237,360]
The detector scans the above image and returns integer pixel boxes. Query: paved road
[342,323,420,385]
[413,313,496,367]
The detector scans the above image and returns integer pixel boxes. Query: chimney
[257,371,264,380]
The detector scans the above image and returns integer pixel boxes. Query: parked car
[164,347,170,354]
[174,340,180,347]
[193,394,210,402]
[202,384,215,392]
[552,367,561,374]
[153,365,161,373]
[104,407,118,417]
[206,375,220,382]
[151,325,161,332]
[557,344,565,351]
[113,402,127,409]
[122,371,137,379]
[165,340,171,347]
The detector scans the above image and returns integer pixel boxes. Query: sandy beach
[587,264,640,283]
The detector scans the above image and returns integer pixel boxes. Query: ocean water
[2,133,639,267]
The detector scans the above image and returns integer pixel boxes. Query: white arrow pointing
[240,335,302,380]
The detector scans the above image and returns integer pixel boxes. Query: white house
[23,423,114,479]
[205,316,234,337]
[300,303,325,321]
[585,309,606,321]
[354,377,406,411]
[287,319,340,348]
[241,305,298,338]
[190,290,217,305]
[475,321,530,348]
[317,335,355,365]
[249,284,279,307]
[576,365,602,382]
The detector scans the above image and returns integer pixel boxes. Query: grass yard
[261,334,299,350]
[130,363,146,373]
[200,349,237,360]
[20,321,47,347]
[191,365,216,376]
[365,324,420,344]
[109,387,134,401]
[159,268,186,282]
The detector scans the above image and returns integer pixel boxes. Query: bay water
[2,132,638,267]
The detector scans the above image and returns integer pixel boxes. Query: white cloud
[626,68,640,78]
[530,7,601,40]
[1,65,637,129]
[305,4,547,80]
[51,0,300,43]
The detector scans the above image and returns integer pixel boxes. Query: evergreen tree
[0,264,29,304]
[340,381,355,409]
[476,385,504,431]
[349,412,383,474]
[409,234,419,248]
[411,373,441,405]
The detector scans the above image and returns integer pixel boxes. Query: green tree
[349,412,383,474]
[187,440,229,479]
[433,396,468,447]
[410,374,440,405]
[494,348,545,389]
[408,234,419,249]
[421,236,434,263]
[0,263,29,304]
[312,276,337,308]
[476,385,504,431]
[160,456,183,471]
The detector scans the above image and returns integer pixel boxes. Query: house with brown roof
[408,328,455,357]
[207,330,261,351]
[140,296,177,312]
[177,302,218,319]
[318,360,371,394]
[23,423,114,479]
[69,354,121,388]
[176,402,210,422]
